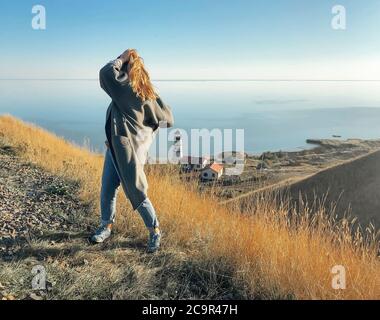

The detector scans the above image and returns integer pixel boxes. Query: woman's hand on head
[118,50,130,64]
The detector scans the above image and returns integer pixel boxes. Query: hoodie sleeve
[154,96,174,129]
[143,97,174,131]
[99,59,130,101]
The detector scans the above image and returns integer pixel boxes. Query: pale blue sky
[0,0,379,79]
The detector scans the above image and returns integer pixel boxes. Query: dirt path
[218,175,312,206]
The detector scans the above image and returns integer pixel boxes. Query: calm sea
[1,80,380,156]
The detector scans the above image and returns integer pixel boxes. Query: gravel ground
[0,147,91,260]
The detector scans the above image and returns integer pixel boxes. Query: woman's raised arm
[99,58,127,100]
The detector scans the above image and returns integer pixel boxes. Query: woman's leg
[90,149,120,243]
[94,147,160,250]
[136,197,159,230]
[91,148,121,243]
[136,198,161,252]
[100,148,121,225]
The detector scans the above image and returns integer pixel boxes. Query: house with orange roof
[201,163,224,181]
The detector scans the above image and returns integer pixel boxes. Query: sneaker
[147,231,161,253]
[90,225,112,244]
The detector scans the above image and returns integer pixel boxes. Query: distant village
[173,130,245,182]
[180,155,223,181]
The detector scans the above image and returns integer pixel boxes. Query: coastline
[205,138,380,201]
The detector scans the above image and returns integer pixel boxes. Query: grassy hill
[0,115,379,300]
[231,149,380,230]
[286,150,380,229]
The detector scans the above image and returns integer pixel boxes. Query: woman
[90,49,174,253]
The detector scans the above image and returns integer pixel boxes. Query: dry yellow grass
[0,114,379,300]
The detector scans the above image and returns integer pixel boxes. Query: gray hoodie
[100,58,174,210]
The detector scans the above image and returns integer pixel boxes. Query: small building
[218,151,247,165]
[173,130,183,160]
[201,163,224,181]
[180,156,210,172]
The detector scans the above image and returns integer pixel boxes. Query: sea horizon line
[1,78,380,82]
